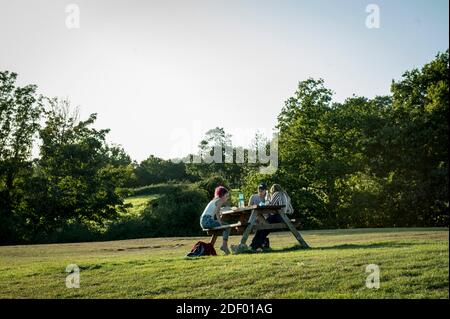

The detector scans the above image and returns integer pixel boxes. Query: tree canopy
[0,50,448,244]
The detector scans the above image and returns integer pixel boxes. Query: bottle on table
[238,193,245,208]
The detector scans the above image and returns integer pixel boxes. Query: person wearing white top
[200,186,231,255]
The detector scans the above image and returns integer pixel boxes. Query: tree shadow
[312,241,415,250]
[247,241,416,254]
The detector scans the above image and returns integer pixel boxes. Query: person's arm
[248,195,254,206]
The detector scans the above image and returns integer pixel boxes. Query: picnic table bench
[202,204,310,249]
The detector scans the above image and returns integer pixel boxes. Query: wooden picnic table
[204,204,310,249]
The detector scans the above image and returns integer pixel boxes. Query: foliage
[0,71,42,243]
[195,174,230,199]
[0,50,448,244]
[134,155,194,186]
[186,127,244,187]
[104,184,209,240]
[127,182,190,197]
[0,81,135,243]
[140,184,209,237]
[269,50,449,229]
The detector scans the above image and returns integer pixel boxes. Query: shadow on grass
[312,241,415,250]
[182,241,417,257]
[239,241,416,255]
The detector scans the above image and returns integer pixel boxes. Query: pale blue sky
[0,0,448,161]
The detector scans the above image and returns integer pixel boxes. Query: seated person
[199,186,231,255]
[248,183,268,206]
[250,184,288,250]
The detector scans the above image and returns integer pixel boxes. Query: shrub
[141,184,209,237]
[126,183,189,197]
[34,221,103,244]
[195,175,230,199]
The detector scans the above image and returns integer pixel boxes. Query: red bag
[186,241,217,257]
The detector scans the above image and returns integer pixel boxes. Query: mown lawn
[0,228,448,299]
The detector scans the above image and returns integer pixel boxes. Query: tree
[0,71,42,243]
[134,155,192,186]
[379,50,449,226]
[186,127,243,187]
[274,51,449,228]
[19,98,132,240]
[327,95,390,227]
[276,78,337,228]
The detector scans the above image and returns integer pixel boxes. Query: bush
[28,183,210,242]
[126,183,189,197]
[103,215,151,240]
[34,221,103,244]
[105,183,210,240]
[141,184,209,237]
[195,175,230,199]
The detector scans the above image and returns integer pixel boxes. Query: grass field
[0,228,448,299]
[123,195,158,216]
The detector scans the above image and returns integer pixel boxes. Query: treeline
[254,50,449,229]
[128,127,266,188]
[0,78,136,243]
[0,51,448,244]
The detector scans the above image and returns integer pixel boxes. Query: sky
[0,0,448,161]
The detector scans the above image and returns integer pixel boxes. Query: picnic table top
[221,204,286,216]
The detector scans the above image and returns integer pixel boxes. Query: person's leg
[267,214,283,224]
[203,216,231,255]
[253,214,283,249]
[262,237,270,249]
[220,228,231,255]
[201,216,222,240]
[251,229,269,250]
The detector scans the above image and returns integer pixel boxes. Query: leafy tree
[276,78,338,228]
[0,71,42,243]
[186,127,244,187]
[134,155,192,186]
[19,99,132,240]
[273,51,448,228]
[378,50,449,226]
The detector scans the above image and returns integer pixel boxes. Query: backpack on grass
[186,241,217,257]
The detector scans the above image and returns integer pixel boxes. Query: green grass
[0,228,448,299]
[123,195,158,216]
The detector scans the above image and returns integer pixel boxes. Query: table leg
[239,210,258,246]
[279,213,310,248]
